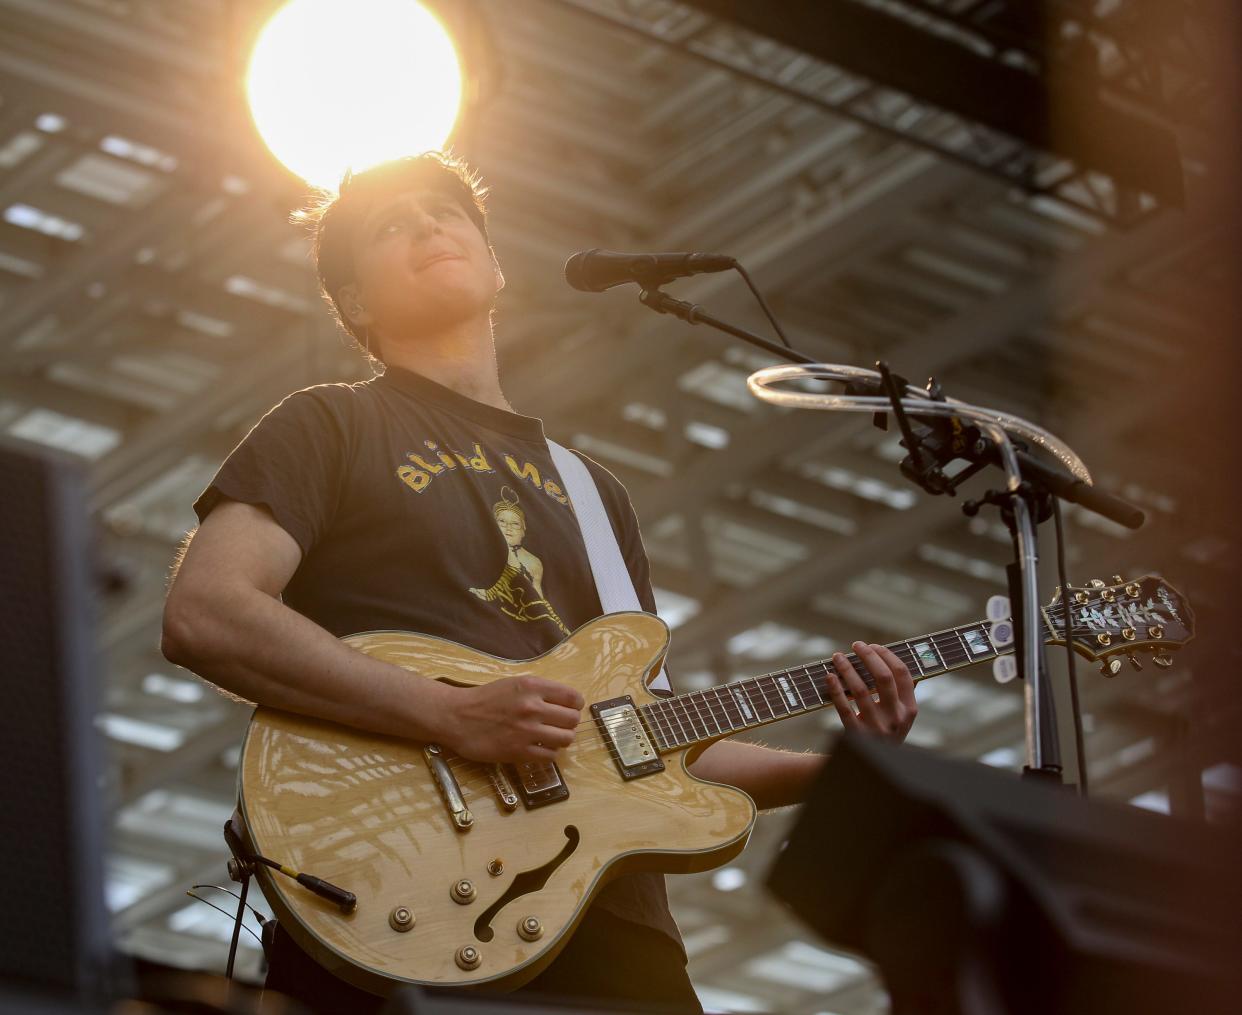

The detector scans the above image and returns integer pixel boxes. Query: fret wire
[654,700,680,748]
[640,705,668,750]
[760,674,790,717]
[789,665,829,705]
[700,691,724,736]
[802,664,825,705]
[750,676,779,722]
[704,687,726,731]
[653,701,678,748]
[679,693,702,740]
[784,665,823,708]
[938,630,972,665]
[653,701,675,747]
[786,671,810,710]
[771,672,801,713]
[735,681,762,728]
[740,681,764,726]
[684,692,709,740]
[668,698,692,745]
[713,686,740,731]
[683,690,721,741]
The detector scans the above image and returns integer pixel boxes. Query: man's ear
[338,282,373,326]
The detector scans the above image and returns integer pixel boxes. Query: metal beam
[678,0,1184,205]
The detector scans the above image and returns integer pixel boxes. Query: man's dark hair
[290,150,491,364]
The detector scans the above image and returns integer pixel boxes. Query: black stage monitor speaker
[767,732,1242,1015]
[0,438,117,1004]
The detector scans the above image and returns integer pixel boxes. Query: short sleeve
[193,387,349,558]
[573,451,673,697]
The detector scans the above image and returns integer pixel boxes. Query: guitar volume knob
[450,879,477,904]
[388,906,415,932]
[518,916,543,941]
[455,945,482,970]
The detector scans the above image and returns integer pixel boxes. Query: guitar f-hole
[473,826,580,942]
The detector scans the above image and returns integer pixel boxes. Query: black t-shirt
[193,364,683,954]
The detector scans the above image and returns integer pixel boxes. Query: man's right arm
[161,499,582,761]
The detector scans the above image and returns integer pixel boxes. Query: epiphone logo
[1156,586,1183,625]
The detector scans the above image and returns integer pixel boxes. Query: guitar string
[434,594,1164,782]
[446,595,1144,776]
[441,624,1015,782]
[416,595,1132,747]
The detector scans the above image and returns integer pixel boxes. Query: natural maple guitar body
[238,612,754,996]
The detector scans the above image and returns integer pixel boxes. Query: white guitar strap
[547,439,671,694]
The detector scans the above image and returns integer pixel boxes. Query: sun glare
[245,0,463,191]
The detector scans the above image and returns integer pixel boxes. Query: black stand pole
[637,286,817,364]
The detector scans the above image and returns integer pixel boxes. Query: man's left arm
[686,642,919,811]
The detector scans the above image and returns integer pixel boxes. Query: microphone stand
[638,286,817,365]
[871,363,1060,780]
[631,283,1146,785]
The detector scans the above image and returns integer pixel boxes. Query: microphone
[564,248,736,292]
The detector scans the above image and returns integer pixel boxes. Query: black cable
[184,891,263,947]
[733,263,794,350]
[191,884,269,926]
[1053,497,1089,796]
[224,869,251,980]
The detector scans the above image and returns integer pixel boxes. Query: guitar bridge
[423,743,473,830]
[592,695,664,780]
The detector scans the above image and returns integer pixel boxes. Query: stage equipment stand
[631,280,1144,782]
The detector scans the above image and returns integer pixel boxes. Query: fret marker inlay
[963,628,991,655]
[731,687,755,721]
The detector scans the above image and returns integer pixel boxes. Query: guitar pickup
[592,695,664,780]
[506,760,568,809]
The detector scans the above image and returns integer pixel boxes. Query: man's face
[345,186,501,341]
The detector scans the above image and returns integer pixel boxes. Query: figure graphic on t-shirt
[468,487,570,636]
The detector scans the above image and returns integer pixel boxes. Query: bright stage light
[245,0,463,191]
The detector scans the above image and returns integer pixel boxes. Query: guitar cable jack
[225,817,357,914]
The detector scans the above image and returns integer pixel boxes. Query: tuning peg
[1089,579,1106,588]
[1152,651,1174,669]
[1110,575,1124,584]
[1100,658,1123,677]
[1127,653,1142,671]
[992,656,1018,684]
[989,620,1014,650]
[986,595,1010,622]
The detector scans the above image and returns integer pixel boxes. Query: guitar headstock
[1045,574,1194,675]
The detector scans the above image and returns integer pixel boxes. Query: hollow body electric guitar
[237,575,1192,995]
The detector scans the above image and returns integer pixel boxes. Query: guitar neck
[640,610,1057,753]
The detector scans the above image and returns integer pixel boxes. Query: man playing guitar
[161,151,919,1013]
